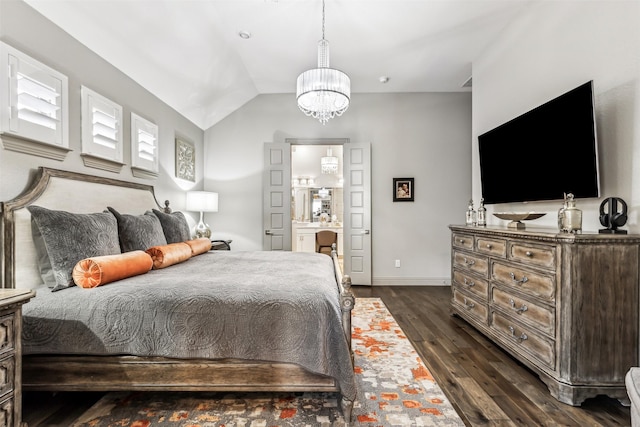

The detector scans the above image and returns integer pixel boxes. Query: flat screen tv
[478,81,599,205]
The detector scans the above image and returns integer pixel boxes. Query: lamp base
[194,221,211,239]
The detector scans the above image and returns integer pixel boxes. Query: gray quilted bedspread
[22,250,356,400]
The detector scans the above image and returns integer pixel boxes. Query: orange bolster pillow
[72,250,153,288]
[146,242,192,269]
[185,237,211,256]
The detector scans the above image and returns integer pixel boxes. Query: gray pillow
[30,219,56,289]
[27,205,121,292]
[107,207,167,252]
[152,209,191,243]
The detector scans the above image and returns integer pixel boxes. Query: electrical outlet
[395,259,401,268]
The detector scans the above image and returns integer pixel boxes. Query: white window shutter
[0,42,69,149]
[131,112,159,175]
[81,86,123,164]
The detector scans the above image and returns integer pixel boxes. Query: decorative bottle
[477,198,487,227]
[557,193,567,231]
[561,193,582,233]
[465,199,477,226]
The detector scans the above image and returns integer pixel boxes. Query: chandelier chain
[322,0,325,41]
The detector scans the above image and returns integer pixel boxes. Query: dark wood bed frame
[1,167,355,419]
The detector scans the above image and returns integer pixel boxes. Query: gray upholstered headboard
[1,167,162,290]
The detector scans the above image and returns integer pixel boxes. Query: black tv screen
[478,81,600,205]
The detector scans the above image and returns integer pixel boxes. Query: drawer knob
[458,239,465,244]
[463,278,475,287]
[509,298,528,314]
[463,297,475,310]
[525,251,532,257]
[509,272,529,285]
[486,244,493,249]
[463,257,475,267]
[508,325,528,343]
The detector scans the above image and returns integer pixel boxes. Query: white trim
[80,153,125,173]
[131,166,159,179]
[0,133,71,161]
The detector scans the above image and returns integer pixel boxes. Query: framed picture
[175,138,195,182]
[393,177,414,202]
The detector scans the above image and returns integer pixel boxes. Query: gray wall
[2,0,473,285]
[0,0,204,214]
[204,92,472,284]
[472,1,640,232]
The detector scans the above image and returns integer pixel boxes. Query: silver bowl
[493,212,546,229]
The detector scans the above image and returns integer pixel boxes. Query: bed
[0,167,356,419]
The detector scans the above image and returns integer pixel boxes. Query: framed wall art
[175,138,195,182]
[393,177,414,202]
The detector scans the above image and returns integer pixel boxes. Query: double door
[263,141,371,285]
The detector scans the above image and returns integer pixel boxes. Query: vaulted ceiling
[24,0,533,130]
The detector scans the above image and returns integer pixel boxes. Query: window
[131,112,159,178]
[81,86,123,171]
[0,42,69,158]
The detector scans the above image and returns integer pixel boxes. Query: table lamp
[186,191,218,238]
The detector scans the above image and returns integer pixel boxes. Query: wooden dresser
[449,225,640,406]
[0,290,34,427]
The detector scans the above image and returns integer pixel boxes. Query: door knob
[265,230,272,235]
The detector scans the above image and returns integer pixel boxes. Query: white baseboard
[370,277,451,286]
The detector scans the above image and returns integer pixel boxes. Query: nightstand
[211,239,232,250]
[0,289,35,427]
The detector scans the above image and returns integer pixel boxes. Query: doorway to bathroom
[263,139,371,285]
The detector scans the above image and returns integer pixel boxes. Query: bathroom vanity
[292,222,343,256]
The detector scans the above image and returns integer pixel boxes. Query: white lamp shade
[186,191,218,212]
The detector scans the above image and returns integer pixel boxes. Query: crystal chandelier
[296,0,350,125]
[321,148,339,174]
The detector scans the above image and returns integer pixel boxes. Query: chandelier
[321,148,339,174]
[296,0,350,125]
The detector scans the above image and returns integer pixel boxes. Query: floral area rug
[71,297,463,426]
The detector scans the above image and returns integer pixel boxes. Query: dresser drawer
[476,236,507,258]
[490,310,555,370]
[453,250,489,277]
[452,233,474,251]
[0,357,14,399]
[453,270,489,301]
[0,315,14,357]
[491,287,555,337]
[452,288,488,325]
[508,242,556,270]
[491,261,556,302]
[0,395,13,427]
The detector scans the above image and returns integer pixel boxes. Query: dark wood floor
[23,286,631,426]
[353,286,631,426]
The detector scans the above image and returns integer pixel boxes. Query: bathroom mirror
[310,188,332,222]
[291,187,343,224]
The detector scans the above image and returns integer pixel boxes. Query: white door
[263,143,291,250]
[343,142,372,285]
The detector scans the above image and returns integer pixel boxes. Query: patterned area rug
[71,298,463,426]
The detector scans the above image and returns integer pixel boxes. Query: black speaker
[599,197,628,234]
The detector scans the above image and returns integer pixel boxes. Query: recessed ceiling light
[238,31,251,39]
[379,76,390,84]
